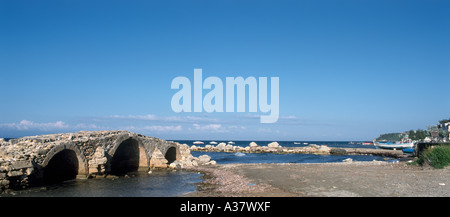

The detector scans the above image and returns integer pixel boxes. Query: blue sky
[1,0,449,140]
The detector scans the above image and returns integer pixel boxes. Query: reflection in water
[9,170,202,197]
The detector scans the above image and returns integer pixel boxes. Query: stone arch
[165,147,177,164]
[42,143,88,183]
[109,134,150,175]
[161,142,180,164]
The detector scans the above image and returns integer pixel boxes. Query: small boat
[373,140,414,150]
[293,142,301,145]
[402,148,415,154]
[209,141,218,145]
[303,142,308,145]
[193,141,204,145]
[362,142,373,145]
[227,141,235,144]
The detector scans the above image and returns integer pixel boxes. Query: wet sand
[186,161,450,197]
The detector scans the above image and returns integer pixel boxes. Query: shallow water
[5,170,202,197]
[191,151,394,164]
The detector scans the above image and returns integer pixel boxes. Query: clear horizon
[1,0,449,141]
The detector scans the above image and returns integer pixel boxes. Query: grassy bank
[416,144,450,169]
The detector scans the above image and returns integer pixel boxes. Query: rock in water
[225,144,234,150]
[198,155,211,164]
[249,142,258,147]
[268,142,280,148]
[234,152,246,157]
[343,158,353,163]
[216,143,226,150]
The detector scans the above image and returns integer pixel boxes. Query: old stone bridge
[0,131,192,191]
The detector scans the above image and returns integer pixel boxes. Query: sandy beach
[186,161,450,197]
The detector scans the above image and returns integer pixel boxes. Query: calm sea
[175,140,392,164]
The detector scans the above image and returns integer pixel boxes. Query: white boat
[193,141,204,145]
[373,141,414,150]
[209,141,218,145]
[294,142,301,145]
[227,141,235,144]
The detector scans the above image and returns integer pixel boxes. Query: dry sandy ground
[186,161,449,197]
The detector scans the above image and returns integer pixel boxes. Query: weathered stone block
[95,157,107,165]
[88,165,100,174]
[25,167,34,175]
[7,170,23,177]
[149,148,169,168]
[0,179,10,186]
[11,160,33,170]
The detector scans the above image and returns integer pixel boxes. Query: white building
[439,122,450,140]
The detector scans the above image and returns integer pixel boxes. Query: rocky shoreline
[189,141,406,158]
[190,142,332,154]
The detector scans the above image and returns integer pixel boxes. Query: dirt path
[187,162,450,197]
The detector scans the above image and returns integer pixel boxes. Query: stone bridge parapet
[0,131,194,192]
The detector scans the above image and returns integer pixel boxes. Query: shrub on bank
[416,144,450,169]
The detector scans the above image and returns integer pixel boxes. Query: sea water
[183,140,389,164]
[5,170,202,197]
[191,151,389,164]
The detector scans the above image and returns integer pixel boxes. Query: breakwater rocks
[0,131,214,193]
[168,154,217,170]
[190,142,330,154]
[189,142,406,158]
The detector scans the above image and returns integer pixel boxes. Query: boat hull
[374,141,414,150]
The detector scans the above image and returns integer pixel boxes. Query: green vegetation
[376,118,449,142]
[376,133,404,141]
[416,144,450,169]
[408,129,428,141]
